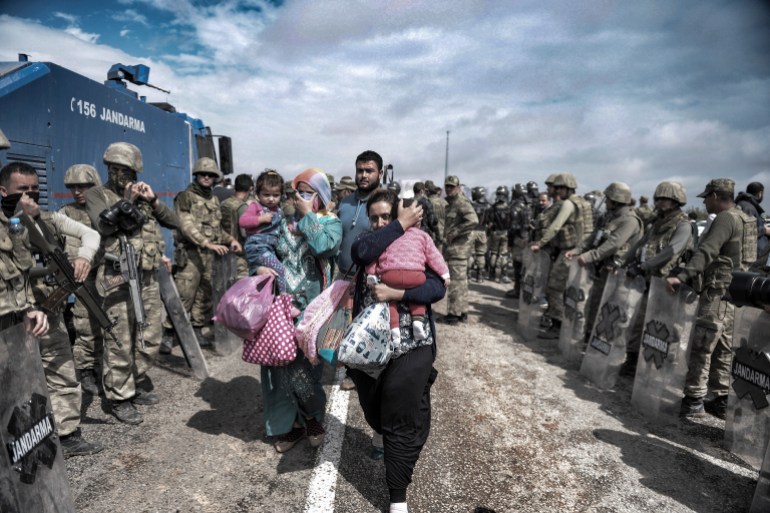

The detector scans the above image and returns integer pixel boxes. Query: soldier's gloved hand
[625,262,642,279]
[72,257,91,282]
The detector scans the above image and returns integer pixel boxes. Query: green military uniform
[220,195,250,278]
[537,174,594,329]
[60,201,103,375]
[87,148,179,407]
[442,176,478,319]
[426,180,447,251]
[174,168,235,331]
[508,189,530,287]
[468,189,490,281]
[676,179,756,409]
[489,188,513,282]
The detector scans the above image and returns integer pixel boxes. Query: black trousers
[348,344,438,503]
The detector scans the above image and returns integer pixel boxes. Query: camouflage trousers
[545,250,570,323]
[174,247,214,327]
[40,311,81,437]
[467,230,487,273]
[102,270,163,401]
[446,258,469,316]
[70,275,104,371]
[488,230,509,277]
[235,253,249,279]
[684,287,735,399]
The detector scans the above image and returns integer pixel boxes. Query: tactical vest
[220,196,247,243]
[178,186,225,247]
[729,207,758,269]
[0,215,35,316]
[492,201,512,232]
[536,200,561,242]
[702,207,755,289]
[97,186,166,271]
[472,200,490,230]
[30,212,65,304]
[593,206,643,257]
[554,195,594,250]
[640,210,693,278]
[59,203,92,261]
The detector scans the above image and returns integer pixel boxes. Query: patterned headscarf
[292,167,332,210]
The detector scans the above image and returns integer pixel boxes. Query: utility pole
[444,130,450,180]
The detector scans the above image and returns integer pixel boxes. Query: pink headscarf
[292,168,332,212]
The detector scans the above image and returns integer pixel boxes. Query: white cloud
[120,29,130,37]
[113,9,150,27]
[52,11,100,43]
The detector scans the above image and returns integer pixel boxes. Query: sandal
[274,426,305,453]
[305,418,326,448]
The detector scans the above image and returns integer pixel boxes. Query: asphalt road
[65,280,759,512]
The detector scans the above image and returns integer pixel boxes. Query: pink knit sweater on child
[365,227,450,279]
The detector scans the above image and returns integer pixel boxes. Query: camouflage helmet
[103,142,143,173]
[603,182,632,205]
[544,173,558,186]
[64,164,102,187]
[552,173,577,189]
[471,186,486,201]
[654,181,687,206]
[496,185,509,199]
[0,128,9,150]
[192,157,222,180]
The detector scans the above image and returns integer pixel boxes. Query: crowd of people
[1,123,769,511]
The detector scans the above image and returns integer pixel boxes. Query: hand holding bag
[337,302,392,378]
[213,274,275,340]
[242,293,297,366]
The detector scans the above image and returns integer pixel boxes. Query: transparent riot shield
[724,306,770,471]
[558,260,594,363]
[517,248,551,340]
[0,323,75,513]
[211,253,241,355]
[630,277,698,424]
[580,271,646,389]
[752,436,770,512]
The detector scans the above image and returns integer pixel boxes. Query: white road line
[303,367,351,513]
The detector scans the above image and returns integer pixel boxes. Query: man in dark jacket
[736,181,769,256]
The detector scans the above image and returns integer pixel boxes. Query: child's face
[258,184,282,209]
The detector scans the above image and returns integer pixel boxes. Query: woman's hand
[256,266,279,277]
[369,282,405,302]
[293,192,316,217]
[397,200,423,230]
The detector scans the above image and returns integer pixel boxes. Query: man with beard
[618,181,693,377]
[87,142,179,424]
[1,161,103,457]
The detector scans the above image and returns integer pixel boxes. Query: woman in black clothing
[347,189,446,513]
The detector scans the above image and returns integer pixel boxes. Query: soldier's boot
[679,396,705,418]
[194,327,213,348]
[159,329,176,355]
[619,352,638,378]
[60,429,103,459]
[538,319,561,339]
[704,395,728,420]
[78,368,99,395]
[111,399,144,425]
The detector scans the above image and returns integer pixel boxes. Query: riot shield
[752,436,770,512]
[724,306,770,471]
[558,260,593,363]
[158,267,210,380]
[630,277,698,424]
[517,248,551,340]
[0,324,75,513]
[580,271,645,389]
[211,253,241,355]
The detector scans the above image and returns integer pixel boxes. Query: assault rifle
[106,235,147,346]
[19,214,120,346]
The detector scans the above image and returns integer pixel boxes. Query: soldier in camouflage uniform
[468,186,490,282]
[426,180,447,251]
[532,173,594,338]
[618,181,693,376]
[87,142,179,425]
[508,185,531,290]
[489,186,512,283]
[636,195,655,227]
[439,175,478,324]
[59,164,103,396]
[565,182,644,340]
[1,161,103,457]
[172,158,242,347]
[220,173,253,278]
[666,178,756,419]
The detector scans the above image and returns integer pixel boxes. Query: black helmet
[471,186,487,201]
[583,192,597,207]
[387,181,401,196]
[495,185,509,201]
[526,181,539,196]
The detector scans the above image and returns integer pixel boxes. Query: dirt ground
[64,280,759,512]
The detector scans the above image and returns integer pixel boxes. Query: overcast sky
[1,1,769,201]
